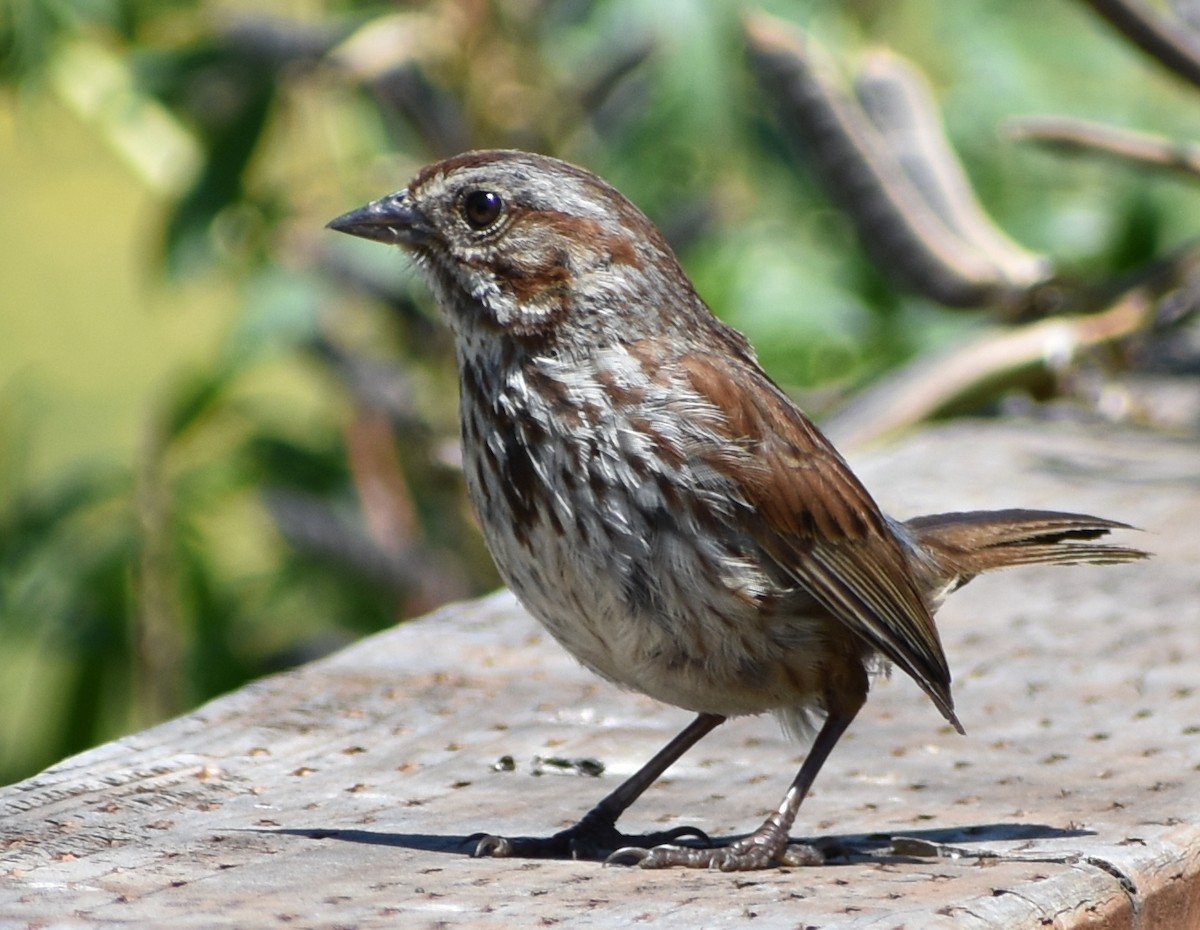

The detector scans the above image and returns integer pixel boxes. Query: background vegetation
[2,0,1197,786]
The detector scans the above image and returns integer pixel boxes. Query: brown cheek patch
[518,210,640,270]
[490,208,639,331]
[493,249,572,306]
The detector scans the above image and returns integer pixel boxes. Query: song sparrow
[328,150,1145,871]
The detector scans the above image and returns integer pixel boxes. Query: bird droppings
[530,756,605,777]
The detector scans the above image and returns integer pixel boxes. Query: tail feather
[906,509,1148,583]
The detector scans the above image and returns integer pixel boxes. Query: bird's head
[328,149,694,342]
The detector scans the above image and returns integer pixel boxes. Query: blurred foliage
[2,0,1198,785]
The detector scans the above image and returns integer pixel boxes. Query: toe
[606,836,803,871]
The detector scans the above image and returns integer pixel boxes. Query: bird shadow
[252,821,1092,864]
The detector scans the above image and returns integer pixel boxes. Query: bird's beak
[326,190,433,246]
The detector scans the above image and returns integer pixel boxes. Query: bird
[327,149,1146,870]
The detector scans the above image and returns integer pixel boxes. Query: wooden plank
[2,419,1197,929]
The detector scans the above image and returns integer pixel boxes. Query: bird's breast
[454,349,836,716]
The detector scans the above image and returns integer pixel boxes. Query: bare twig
[826,244,1200,449]
[264,488,467,611]
[1077,0,1200,91]
[743,13,1050,311]
[1008,115,1200,179]
[855,50,1050,288]
[344,408,420,556]
[576,37,656,115]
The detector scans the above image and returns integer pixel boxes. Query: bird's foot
[469,814,710,862]
[607,821,824,871]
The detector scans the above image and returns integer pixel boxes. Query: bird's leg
[471,712,725,861]
[610,700,862,870]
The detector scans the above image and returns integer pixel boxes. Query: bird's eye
[462,190,504,230]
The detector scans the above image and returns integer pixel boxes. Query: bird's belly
[458,388,839,720]
[482,507,828,719]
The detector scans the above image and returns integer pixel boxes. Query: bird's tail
[905,509,1148,587]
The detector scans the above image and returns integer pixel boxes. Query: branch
[742,12,1050,312]
[1008,115,1200,179]
[1077,0,1200,91]
[826,244,1200,449]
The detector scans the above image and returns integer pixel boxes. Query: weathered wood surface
[2,419,1198,929]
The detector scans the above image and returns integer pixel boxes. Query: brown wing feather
[680,351,961,730]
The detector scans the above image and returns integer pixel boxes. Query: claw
[779,842,825,867]
[470,833,512,858]
[604,845,651,867]
[659,825,712,846]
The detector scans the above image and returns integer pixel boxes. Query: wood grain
[2,419,1197,929]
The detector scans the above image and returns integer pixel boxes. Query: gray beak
[326,190,433,246]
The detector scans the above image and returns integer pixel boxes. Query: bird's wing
[678,350,961,730]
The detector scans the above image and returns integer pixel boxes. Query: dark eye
[462,190,504,230]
